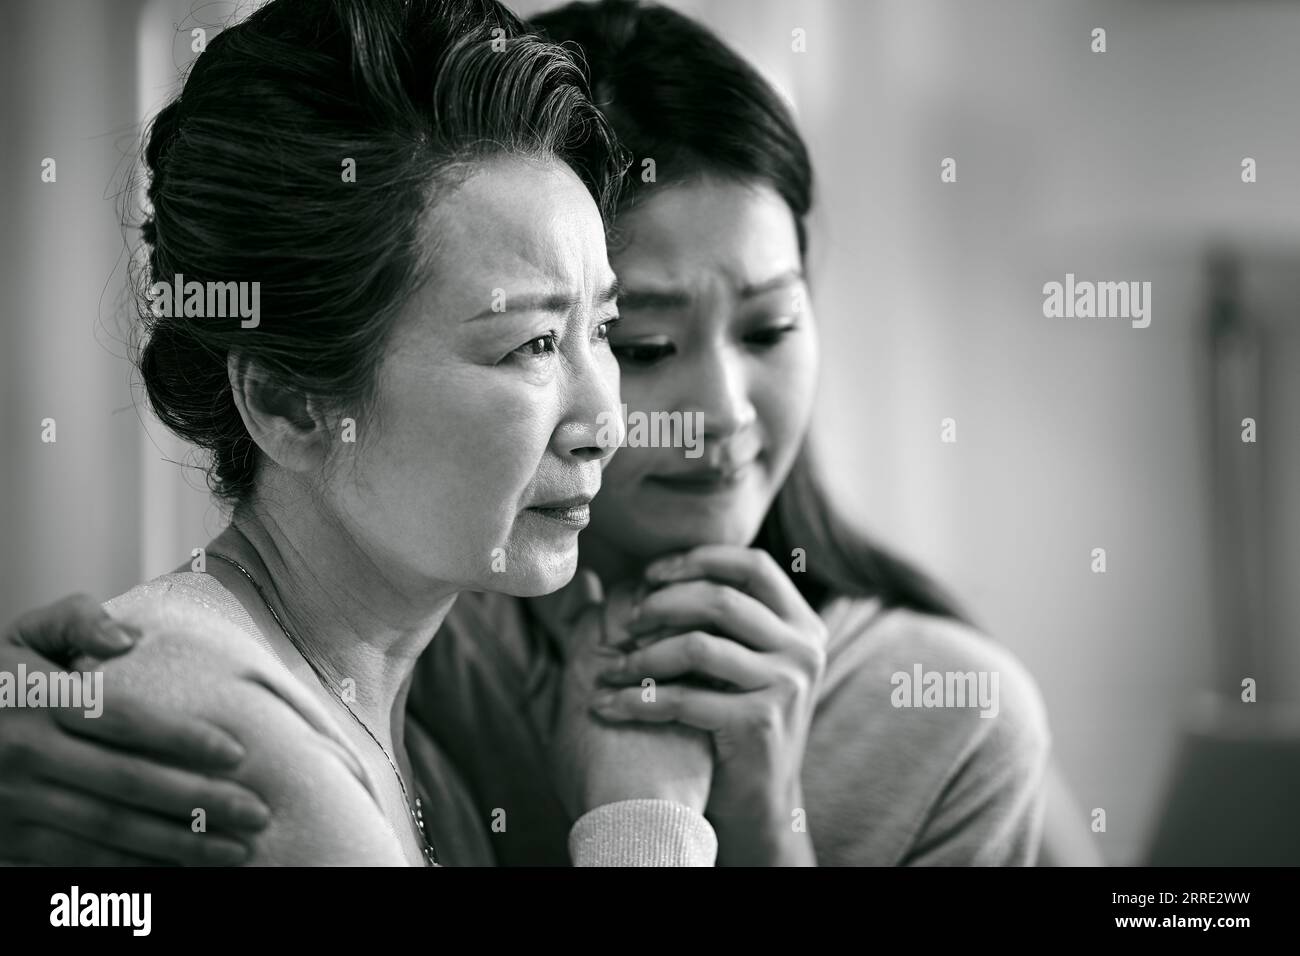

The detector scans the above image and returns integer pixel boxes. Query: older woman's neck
[213,500,458,739]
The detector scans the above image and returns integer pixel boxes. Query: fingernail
[598,657,627,681]
[207,734,246,767]
[591,691,615,710]
[205,839,252,865]
[99,621,139,648]
[231,797,271,830]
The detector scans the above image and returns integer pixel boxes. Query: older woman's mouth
[526,495,594,527]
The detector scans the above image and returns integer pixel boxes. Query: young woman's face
[586,177,819,563]
[324,156,623,597]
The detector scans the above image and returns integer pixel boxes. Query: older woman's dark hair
[532,0,975,626]
[134,0,623,506]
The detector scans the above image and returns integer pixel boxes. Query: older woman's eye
[594,315,622,341]
[510,332,558,360]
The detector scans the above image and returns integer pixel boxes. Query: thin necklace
[206,551,439,866]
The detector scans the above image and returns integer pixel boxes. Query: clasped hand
[550,545,827,865]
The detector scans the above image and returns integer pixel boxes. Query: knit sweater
[98,572,717,867]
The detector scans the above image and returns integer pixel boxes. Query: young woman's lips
[646,461,755,495]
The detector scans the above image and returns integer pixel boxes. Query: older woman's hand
[548,571,714,822]
[592,546,827,866]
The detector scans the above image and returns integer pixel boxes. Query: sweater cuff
[569,799,718,867]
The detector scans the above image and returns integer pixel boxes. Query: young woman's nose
[691,346,757,441]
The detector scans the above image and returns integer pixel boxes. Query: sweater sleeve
[568,799,718,866]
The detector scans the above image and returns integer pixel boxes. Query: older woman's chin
[480,547,580,598]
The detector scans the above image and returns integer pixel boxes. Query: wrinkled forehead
[420,155,611,308]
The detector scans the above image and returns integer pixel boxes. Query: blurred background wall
[2,0,1297,865]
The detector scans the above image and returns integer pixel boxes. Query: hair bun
[140,100,184,252]
[143,100,182,195]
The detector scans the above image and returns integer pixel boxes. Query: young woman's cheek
[596,425,653,492]
[791,333,821,423]
[597,364,667,482]
[756,329,819,470]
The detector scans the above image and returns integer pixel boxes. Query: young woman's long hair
[531,0,977,628]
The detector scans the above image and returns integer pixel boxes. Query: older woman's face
[326,156,622,596]
[587,178,819,561]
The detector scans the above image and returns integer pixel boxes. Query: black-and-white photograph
[0,0,1296,925]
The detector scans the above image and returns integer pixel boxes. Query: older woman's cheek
[467,387,585,591]
[323,375,536,589]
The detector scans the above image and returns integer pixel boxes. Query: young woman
[0,0,1063,866]
[0,0,723,866]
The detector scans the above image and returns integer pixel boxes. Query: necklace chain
[206,551,438,866]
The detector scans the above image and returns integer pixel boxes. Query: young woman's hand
[592,546,827,865]
[0,593,273,865]
[548,572,714,821]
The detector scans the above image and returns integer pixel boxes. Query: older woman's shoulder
[93,573,404,864]
[98,572,278,679]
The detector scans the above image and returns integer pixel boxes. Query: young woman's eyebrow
[463,277,621,321]
[738,267,804,299]
[619,269,804,311]
[618,287,693,311]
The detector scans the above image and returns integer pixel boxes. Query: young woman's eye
[746,323,798,348]
[611,341,675,366]
[510,332,558,361]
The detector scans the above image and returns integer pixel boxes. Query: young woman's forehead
[615,181,797,264]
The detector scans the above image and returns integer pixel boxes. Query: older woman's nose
[553,351,622,463]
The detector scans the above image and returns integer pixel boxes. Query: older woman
[0,0,719,866]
